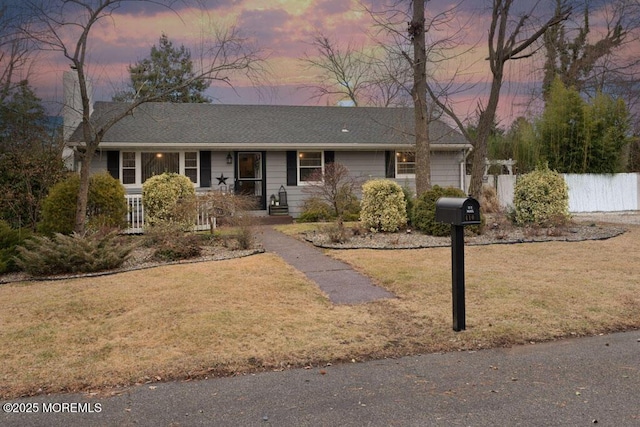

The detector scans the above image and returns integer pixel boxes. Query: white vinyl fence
[477,173,640,213]
[124,194,212,234]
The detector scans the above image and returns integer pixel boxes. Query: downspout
[460,148,471,193]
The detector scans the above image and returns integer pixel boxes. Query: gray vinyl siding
[335,151,387,180]
[210,151,234,192]
[431,151,463,188]
[90,151,109,175]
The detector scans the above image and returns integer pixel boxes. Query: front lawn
[1,224,638,399]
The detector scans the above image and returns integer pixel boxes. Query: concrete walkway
[256,226,394,305]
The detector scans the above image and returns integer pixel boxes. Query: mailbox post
[435,197,481,331]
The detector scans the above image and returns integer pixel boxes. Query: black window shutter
[325,150,335,164]
[385,151,395,178]
[200,151,211,187]
[286,151,297,186]
[106,151,119,180]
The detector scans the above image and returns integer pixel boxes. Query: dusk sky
[7,0,628,127]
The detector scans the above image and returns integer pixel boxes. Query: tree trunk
[411,0,431,196]
[468,75,502,198]
[74,149,92,234]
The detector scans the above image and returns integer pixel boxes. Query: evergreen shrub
[412,185,471,236]
[39,173,128,234]
[16,231,134,276]
[0,220,31,273]
[298,196,334,223]
[513,164,570,226]
[360,179,407,232]
[142,173,196,230]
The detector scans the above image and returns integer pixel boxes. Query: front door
[235,151,266,209]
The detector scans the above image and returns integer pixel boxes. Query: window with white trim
[142,152,179,182]
[122,152,136,184]
[184,152,198,183]
[120,151,198,186]
[396,151,416,176]
[298,151,323,183]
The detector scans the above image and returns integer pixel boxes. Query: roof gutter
[89,142,472,151]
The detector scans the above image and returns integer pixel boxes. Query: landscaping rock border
[304,218,627,250]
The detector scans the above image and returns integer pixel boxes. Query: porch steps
[256,215,294,225]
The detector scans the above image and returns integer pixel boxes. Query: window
[122,152,136,184]
[141,152,179,182]
[298,151,323,183]
[120,151,200,186]
[184,152,198,183]
[396,151,416,176]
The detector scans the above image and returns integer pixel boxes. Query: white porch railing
[124,194,212,234]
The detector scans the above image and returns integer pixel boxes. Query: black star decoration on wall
[216,173,228,185]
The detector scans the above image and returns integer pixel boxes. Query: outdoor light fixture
[226,152,233,164]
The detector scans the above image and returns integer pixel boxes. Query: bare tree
[300,33,371,106]
[299,32,412,107]
[302,162,361,219]
[543,0,627,98]
[19,0,264,234]
[543,0,640,135]
[362,0,475,195]
[428,0,570,198]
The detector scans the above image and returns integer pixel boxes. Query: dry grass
[1,225,639,399]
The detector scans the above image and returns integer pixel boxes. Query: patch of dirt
[304,215,627,249]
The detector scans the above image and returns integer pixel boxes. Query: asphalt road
[2,331,638,427]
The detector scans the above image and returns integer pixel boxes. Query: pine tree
[113,33,210,103]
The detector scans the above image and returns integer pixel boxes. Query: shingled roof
[69,102,469,150]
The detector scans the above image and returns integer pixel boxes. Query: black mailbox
[435,197,481,226]
[435,196,481,332]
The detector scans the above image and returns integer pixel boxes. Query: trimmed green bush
[360,179,407,232]
[87,172,128,230]
[15,231,134,276]
[513,164,570,226]
[142,173,196,230]
[298,196,334,223]
[39,174,79,235]
[39,173,128,234]
[412,185,483,236]
[0,220,31,273]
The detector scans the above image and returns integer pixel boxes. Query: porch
[123,194,291,234]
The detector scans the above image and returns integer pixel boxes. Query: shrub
[39,173,128,234]
[478,185,502,214]
[0,221,31,273]
[413,185,481,237]
[360,179,407,232]
[301,162,361,220]
[320,218,350,243]
[15,231,134,276]
[39,174,80,235]
[201,192,257,249]
[402,186,415,226]
[142,173,196,230]
[513,164,570,226]
[143,223,202,261]
[87,172,128,230]
[298,196,334,223]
